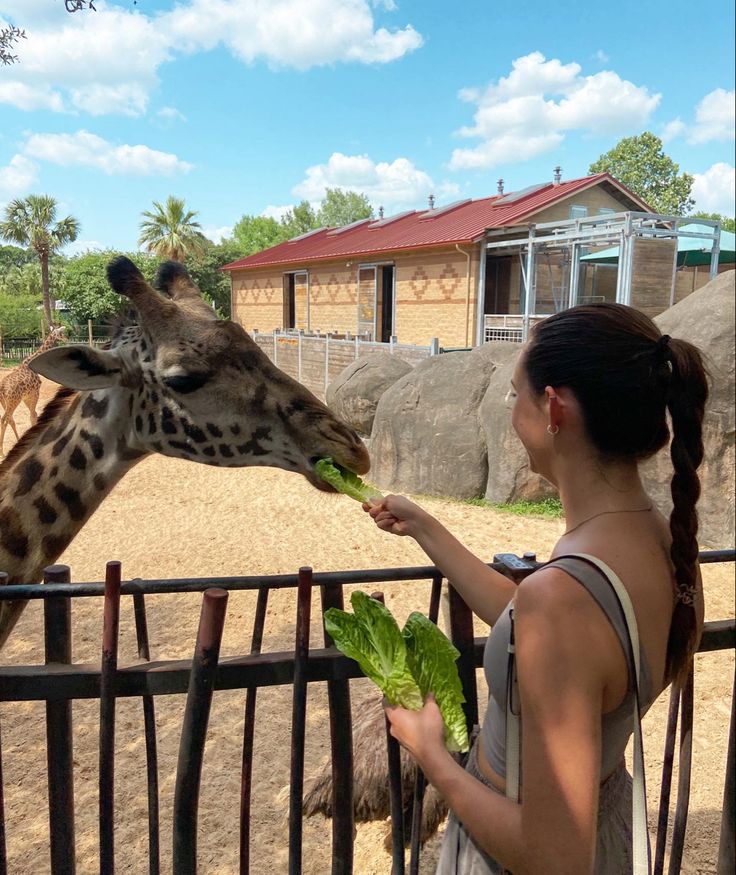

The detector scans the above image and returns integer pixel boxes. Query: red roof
[222,173,650,272]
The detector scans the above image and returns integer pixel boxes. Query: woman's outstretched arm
[365,494,516,625]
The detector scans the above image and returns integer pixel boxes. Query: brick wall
[231,248,480,348]
[394,247,480,347]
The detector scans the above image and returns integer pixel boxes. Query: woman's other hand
[383,694,448,774]
[362,494,430,538]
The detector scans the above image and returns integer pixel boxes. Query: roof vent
[428,193,435,209]
[495,182,548,204]
[497,178,505,195]
[553,166,562,185]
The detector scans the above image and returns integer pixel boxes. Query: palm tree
[138,195,209,262]
[0,195,80,327]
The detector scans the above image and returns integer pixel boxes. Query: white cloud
[22,130,193,176]
[293,151,459,210]
[450,52,660,170]
[202,225,233,243]
[691,162,736,215]
[261,204,293,220]
[688,89,735,144]
[0,0,421,116]
[0,154,39,199]
[661,118,687,143]
[157,106,187,123]
[63,239,106,257]
[594,49,610,64]
[162,0,422,70]
[0,5,169,116]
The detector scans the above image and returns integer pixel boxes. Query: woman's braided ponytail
[663,336,709,684]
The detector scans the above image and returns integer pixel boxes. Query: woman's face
[507,351,549,475]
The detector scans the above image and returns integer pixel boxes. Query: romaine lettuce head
[324,591,423,709]
[314,457,383,503]
[403,612,469,753]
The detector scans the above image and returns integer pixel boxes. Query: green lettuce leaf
[403,612,469,753]
[324,591,423,709]
[324,593,470,752]
[314,457,383,503]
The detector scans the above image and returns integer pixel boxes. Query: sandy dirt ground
[0,372,733,875]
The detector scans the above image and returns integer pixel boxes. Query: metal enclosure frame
[481,213,723,341]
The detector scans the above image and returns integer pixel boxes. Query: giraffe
[0,256,369,648]
[0,325,68,456]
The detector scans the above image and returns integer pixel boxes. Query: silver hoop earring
[547,424,559,435]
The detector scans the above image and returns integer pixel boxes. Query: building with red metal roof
[223,171,657,348]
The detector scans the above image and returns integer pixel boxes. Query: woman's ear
[545,385,562,432]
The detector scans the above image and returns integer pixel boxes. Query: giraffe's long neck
[23,332,60,367]
[0,386,146,645]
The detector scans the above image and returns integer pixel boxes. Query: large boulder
[369,342,519,499]
[480,352,558,504]
[642,270,735,549]
[326,352,412,437]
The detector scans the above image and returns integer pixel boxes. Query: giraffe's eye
[163,373,208,394]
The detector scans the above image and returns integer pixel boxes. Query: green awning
[581,223,736,267]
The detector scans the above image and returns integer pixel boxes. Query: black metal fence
[0,550,733,875]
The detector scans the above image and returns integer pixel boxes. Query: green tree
[0,244,35,274]
[0,194,80,326]
[589,133,695,215]
[316,188,374,227]
[62,251,157,322]
[231,215,287,255]
[691,212,736,234]
[185,239,245,316]
[279,200,319,239]
[0,294,42,339]
[138,195,209,262]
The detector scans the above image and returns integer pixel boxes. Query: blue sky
[1,0,734,254]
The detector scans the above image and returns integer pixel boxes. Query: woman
[364,303,708,874]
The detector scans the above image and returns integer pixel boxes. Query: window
[569,204,588,219]
[598,208,616,217]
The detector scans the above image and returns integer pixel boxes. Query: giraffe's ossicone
[0,257,370,648]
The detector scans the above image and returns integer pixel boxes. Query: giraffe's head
[29,257,369,489]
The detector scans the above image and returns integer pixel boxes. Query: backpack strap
[504,552,652,875]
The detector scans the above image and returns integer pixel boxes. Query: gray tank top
[481,555,656,778]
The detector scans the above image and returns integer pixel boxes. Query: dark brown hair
[525,303,708,684]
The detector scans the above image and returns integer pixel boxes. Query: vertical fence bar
[173,588,229,875]
[288,568,313,875]
[239,586,270,875]
[408,574,442,875]
[133,591,160,875]
[668,668,694,875]
[717,667,735,875]
[654,684,681,875]
[99,561,121,875]
[428,574,442,625]
[43,564,75,875]
[371,591,405,875]
[320,582,354,875]
[448,584,478,732]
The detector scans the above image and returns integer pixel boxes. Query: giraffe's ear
[29,345,126,390]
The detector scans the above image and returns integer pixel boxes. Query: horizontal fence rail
[0,550,733,875]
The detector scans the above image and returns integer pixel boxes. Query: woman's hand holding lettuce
[324,592,469,753]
